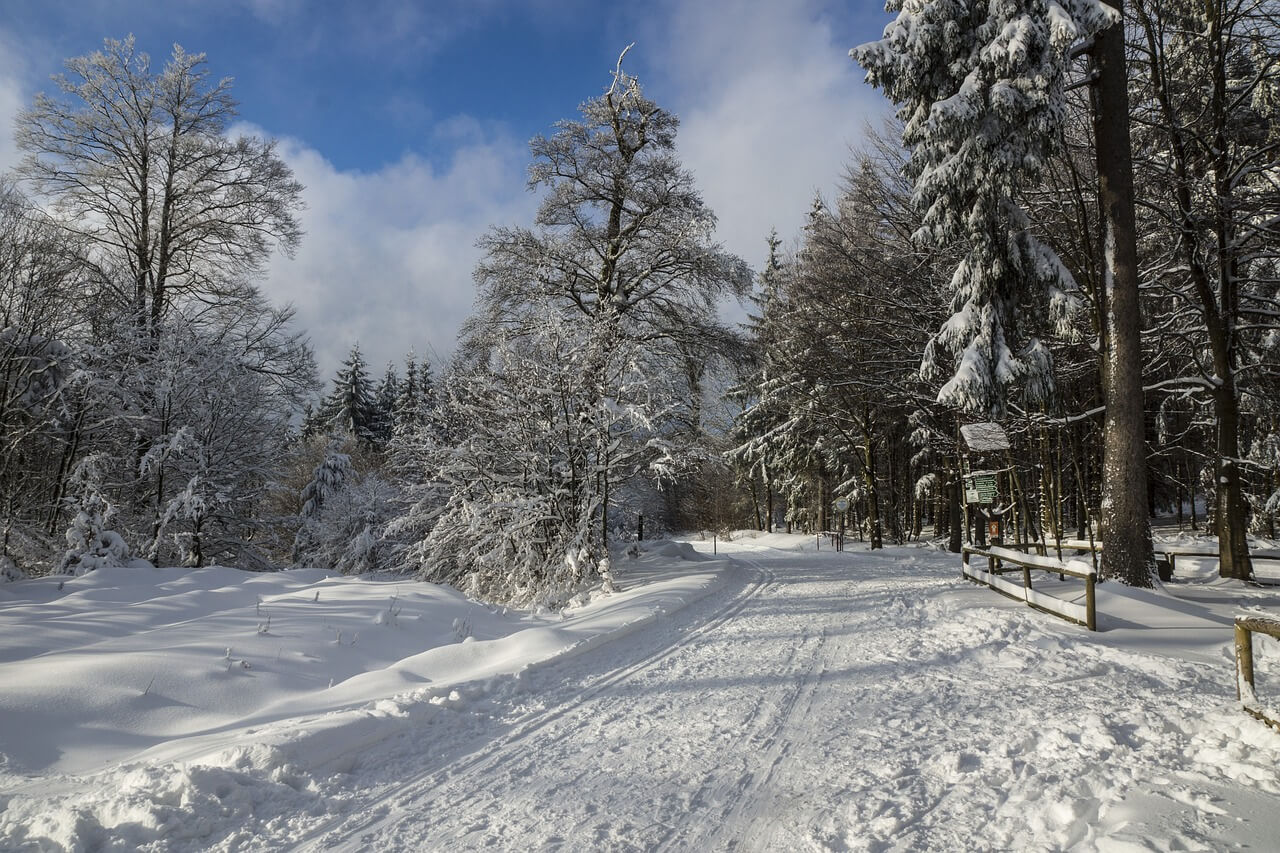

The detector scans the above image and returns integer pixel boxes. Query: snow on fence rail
[1235,615,1280,732]
[1058,539,1280,585]
[962,545,1097,631]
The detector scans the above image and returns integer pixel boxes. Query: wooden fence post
[1085,573,1096,632]
[1236,621,1255,701]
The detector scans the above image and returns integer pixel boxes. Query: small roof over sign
[960,422,1010,452]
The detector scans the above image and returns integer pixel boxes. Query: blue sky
[0,0,892,378]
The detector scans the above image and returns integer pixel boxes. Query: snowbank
[3,534,1279,851]
[0,543,727,849]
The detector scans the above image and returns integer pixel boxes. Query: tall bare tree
[1128,0,1280,579]
[16,36,303,337]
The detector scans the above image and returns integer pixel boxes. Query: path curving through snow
[3,534,1278,851]
[284,537,1280,851]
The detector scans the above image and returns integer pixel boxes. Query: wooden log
[1235,621,1255,701]
[1233,616,1280,731]
[1236,616,1280,637]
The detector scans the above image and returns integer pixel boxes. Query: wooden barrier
[1235,616,1280,731]
[1058,539,1280,585]
[962,545,1096,631]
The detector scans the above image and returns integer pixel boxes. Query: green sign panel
[964,472,998,505]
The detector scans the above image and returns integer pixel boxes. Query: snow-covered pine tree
[417,357,437,416]
[316,344,378,445]
[853,1,1115,416]
[393,353,419,436]
[299,444,351,520]
[373,362,399,445]
[727,232,788,533]
[292,443,352,567]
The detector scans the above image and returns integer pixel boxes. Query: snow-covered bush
[407,315,677,606]
[58,456,130,575]
[293,458,402,574]
[0,555,26,583]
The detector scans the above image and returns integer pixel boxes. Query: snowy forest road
[290,539,1279,852]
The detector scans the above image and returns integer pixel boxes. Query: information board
[963,472,998,505]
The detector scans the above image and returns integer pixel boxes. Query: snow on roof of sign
[960,422,1010,452]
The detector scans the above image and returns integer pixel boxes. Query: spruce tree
[393,353,420,436]
[317,344,378,445]
[853,1,1114,416]
[373,363,399,445]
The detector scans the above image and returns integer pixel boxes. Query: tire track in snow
[285,557,777,851]
[279,540,1280,852]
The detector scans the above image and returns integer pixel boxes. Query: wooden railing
[1235,616,1280,731]
[962,545,1096,631]
[1055,539,1280,584]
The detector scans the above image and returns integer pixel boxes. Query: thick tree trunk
[1214,375,1253,579]
[948,470,963,554]
[863,425,883,550]
[1093,2,1155,586]
[1206,3,1252,581]
[765,472,774,533]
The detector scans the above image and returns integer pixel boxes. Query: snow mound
[640,539,715,562]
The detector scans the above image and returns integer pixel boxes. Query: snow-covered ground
[1,534,1278,851]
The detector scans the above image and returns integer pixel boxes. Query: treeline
[1,39,312,579]
[726,1,1280,583]
[1,40,748,605]
[8,4,1278,599]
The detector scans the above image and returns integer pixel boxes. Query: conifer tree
[853,1,1113,416]
[373,363,399,445]
[317,344,378,445]
[393,353,419,436]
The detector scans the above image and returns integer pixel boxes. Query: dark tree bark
[948,470,964,554]
[1093,0,1155,586]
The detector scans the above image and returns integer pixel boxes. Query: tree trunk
[948,470,963,553]
[1214,375,1253,579]
[764,465,774,533]
[1093,2,1155,586]
[1188,458,1198,531]
[863,428,883,550]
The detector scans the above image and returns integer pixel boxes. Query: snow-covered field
[1,534,1278,851]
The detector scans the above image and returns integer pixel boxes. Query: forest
[2,0,1279,605]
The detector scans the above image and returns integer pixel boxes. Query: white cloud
[0,79,22,176]
[0,3,895,383]
[0,30,34,176]
[645,0,890,274]
[252,124,536,380]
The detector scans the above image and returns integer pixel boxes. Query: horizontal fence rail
[1054,539,1280,585]
[1235,616,1280,732]
[962,545,1096,631]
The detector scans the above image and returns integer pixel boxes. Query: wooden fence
[1050,539,1280,585]
[962,545,1096,631]
[1235,616,1280,731]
